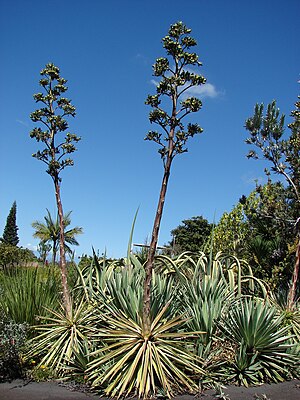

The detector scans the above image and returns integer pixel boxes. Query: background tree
[37,241,52,265]
[213,183,292,290]
[167,216,212,255]
[30,63,81,316]
[1,201,19,246]
[32,209,83,265]
[0,243,36,271]
[245,93,300,307]
[143,21,206,331]
[287,94,300,306]
[213,201,251,258]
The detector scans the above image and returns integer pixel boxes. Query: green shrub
[219,298,298,385]
[0,243,37,271]
[0,266,60,327]
[0,312,28,381]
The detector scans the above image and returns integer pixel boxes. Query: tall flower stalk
[30,63,81,317]
[143,22,206,332]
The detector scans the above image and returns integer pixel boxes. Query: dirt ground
[0,378,299,400]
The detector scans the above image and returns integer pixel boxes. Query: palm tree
[32,210,83,265]
[37,240,52,264]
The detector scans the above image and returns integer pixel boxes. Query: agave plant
[74,249,117,302]
[72,245,199,397]
[75,210,141,302]
[225,341,262,386]
[86,300,204,399]
[155,251,267,298]
[27,300,92,375]
[74,246,204,398]
[64,339,94,382]
[219,297,298,385]
[270,290,300,341]
[182,275,232,349]
[163,250,267,349]
[105,265,177,323]
[75,245,178,322]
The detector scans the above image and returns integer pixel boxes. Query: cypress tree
[2,201,19,246]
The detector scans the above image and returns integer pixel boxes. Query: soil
[0,378,299,400]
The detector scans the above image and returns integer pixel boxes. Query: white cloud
[150,77,222,100]
[26,243,38,251]
[16,119,29,127]
[186,82,219,99]
[135,53,149,65]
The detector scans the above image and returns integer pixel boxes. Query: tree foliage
[213,184,296,290]
[245,94,300,305]
[1,202,19,246]
[37,241,52,264]
[168,216,212,255]
[0,243,36,271]
[32,209,83,265]
[213,201,251,258]
[245,97,300,208]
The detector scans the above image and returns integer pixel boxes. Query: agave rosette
[87,301,204,399]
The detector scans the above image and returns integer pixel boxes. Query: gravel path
[0,379,299,400]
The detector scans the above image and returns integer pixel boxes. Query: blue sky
[0,0,299,259]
